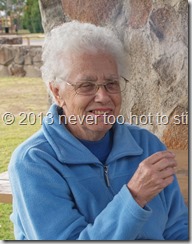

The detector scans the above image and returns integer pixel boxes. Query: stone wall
[0,36,22,45]
[0,45,42,77]
[38,0,188,149]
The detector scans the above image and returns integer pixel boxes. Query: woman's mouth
[90,110,111,115]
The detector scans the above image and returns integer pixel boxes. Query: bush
[22,0,43,33]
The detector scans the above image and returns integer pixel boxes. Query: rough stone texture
[162,105,188,150]
[38,0,188,150]
[129,0,152,28]
[0,36,22,45]
[0,65,9,76]
[0,46,42,77]
[0,46,14,66]
[39,0,66,33]
[61,0,120,26]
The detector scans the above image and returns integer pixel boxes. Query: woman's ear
[49,81,64,106]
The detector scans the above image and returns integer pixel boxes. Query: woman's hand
[127,151,177,208]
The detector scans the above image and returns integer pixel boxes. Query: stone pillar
[38,0,188,150]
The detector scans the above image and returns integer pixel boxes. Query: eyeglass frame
[64,76,129,96]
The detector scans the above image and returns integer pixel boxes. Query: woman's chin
[86,122,113,133]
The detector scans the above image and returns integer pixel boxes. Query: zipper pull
[104,165,110,187]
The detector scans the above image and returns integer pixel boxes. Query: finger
[160,166,176,179]
[144,150,175,166]
[155,158,177,171]
[162,175,174,188]
[154,174,175,191]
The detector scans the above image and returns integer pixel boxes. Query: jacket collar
[106,123,143,163]
[43,104,143,164]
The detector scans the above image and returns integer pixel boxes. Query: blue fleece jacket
[8,104,188,240]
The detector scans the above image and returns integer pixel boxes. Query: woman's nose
[94,85,111,102]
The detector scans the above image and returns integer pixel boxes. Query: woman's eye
[78,82,95,91]
[107,80,119,87]
[79,82,95,88]
[81,83,94,88]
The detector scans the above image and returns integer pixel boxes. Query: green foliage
[0,0,25,13]
[0,0,6,11]
[22,0,43,33]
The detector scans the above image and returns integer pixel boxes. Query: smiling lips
[90,109,112,116]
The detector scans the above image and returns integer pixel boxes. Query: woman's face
[50,52,122,141]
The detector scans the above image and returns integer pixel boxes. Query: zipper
[104,165,110,187]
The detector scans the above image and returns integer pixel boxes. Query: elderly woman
[8,21,188,240]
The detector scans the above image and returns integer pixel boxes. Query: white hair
[41,21,125,94]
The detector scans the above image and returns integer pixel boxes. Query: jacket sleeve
[145,131,188,240]
[8,147,152,240]
[144,132,188,240]
[162,175,188,240]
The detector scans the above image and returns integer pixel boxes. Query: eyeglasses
[65,76,129,96]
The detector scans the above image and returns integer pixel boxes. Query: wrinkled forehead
[56,51,119,81]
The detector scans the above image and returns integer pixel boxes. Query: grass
[0,76,48,240]
[0,116,45,172]
[0,203,14,240]
[0,77,48,172]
